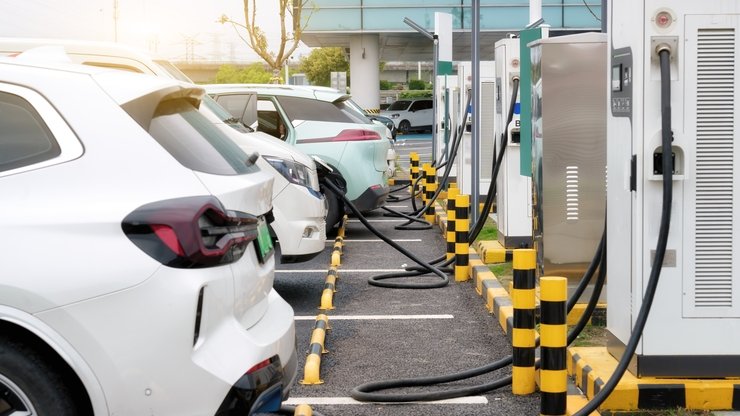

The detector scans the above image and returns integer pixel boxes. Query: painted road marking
[294,314,454,321]
[347,219,407,223]
[284,397,488,405]
[276,269,406,273]
[384,205,409,208]
[327,239,422,243]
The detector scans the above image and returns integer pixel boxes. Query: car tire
[0,339,81,415]
[320,172,346,230]
[398,120,411,135]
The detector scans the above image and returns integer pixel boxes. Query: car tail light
[122,196,259,268]
[333,129,381,142]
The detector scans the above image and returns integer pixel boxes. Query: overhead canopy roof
[302,29,595,62]
[298,1,602,62]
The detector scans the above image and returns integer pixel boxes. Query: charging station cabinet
[455,61,496,197]
[530,33,607,293]
[607,0,740,377]
[494,38,532,248]
[435,75,459,177]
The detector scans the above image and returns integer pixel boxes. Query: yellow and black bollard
[454,194,470,282]
[424,165,437,223]
[409,152,420,195]
[294,404,313,416]
[300,314,330,385]
[539,276,567,416]
[446,186,459,260]
[512,249,537,395]
[319,267,338,310]
[420,163,430,205]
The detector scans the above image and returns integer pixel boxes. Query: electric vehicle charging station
[455,61,496,197]
[530,32,607,295]
[494,38,532,248]
[434,74,459,172]
[607,0,740,378]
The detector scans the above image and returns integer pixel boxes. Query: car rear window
[0,91,60,172]
[335,99,372,124]
[148,98,256,175]
[276,96,356,123]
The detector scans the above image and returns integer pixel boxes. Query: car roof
[0,56,203,107]
[0,37,164,62]
[205,83,351,104]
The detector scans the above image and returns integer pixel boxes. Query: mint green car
[205,84,396,228]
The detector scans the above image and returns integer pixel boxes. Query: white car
[380,98,434,134]
[206,84,397,228]
[0,37,327,263]
[0,59,296,414]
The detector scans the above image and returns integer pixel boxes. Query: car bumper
[351,184,389,213]
[272,184,327,261]
[36,264,297,415]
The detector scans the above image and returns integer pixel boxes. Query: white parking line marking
[347,219,407,223]
[294,314,454,321]
[284,397,488,405]
[276,269,406,273]
[327,239,422,243]
[384,205,409,208]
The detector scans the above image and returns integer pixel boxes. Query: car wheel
[0,340,81,416]
[398,120,411,135]
[324,188,344,230]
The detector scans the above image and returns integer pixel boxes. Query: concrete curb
[569,347,740,412]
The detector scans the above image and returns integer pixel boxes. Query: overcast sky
[0,0,311,62]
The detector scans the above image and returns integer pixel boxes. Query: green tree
[214,63,272,84]
[219,0,314,83]
[299,47,348,86]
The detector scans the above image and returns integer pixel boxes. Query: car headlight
[263,156,320,195]
[390,113,400,119]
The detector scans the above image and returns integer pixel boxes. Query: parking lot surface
[273,141,538,415]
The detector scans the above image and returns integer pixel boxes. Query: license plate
[255,219,274,263]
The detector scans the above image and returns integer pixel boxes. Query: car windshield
[387,100,411,111]
[201,95,253,132]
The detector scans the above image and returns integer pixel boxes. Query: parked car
[206,84,397,228]
[381,98,434,134]
[0,38,327,263]
[0,58,296,414]
[368,112,398,141]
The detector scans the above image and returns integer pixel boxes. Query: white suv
[380,98,434,134]
[0,38,327,263]
[0,59,296,414]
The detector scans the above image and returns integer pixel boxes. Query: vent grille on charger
[694,28,735,308]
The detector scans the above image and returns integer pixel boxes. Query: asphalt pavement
[272,140,539,415]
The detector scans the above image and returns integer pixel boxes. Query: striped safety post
[446,186,460,260]
[512,248,537,395]
[420,163,430,204]
[424,165,437,223]
[294,404,313,416]
[319,267,338,310]
[540,276,568,416]
[331,216,347,267]
[331,237,342,267]
[409,152,420,195]
[300,314,330,385]
[454,194,470,282]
